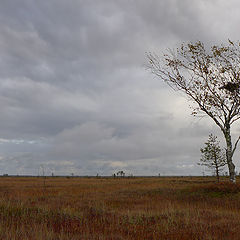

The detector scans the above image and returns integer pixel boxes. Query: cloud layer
[0,0,240,175]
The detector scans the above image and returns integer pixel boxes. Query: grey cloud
[0,0,239,175]
[0,77,97,138]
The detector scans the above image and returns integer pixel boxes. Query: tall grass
[0,176,239,239]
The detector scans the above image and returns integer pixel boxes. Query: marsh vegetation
[0,176,240,239]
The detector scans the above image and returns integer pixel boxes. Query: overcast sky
[0,0,240,176]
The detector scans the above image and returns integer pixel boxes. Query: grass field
[0,176,240,239]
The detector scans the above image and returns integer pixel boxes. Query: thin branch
[232,136,240,155]
[230,115,240,124]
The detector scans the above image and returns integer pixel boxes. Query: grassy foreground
[0,176,240,239]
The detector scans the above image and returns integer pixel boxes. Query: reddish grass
[0,176,239,239]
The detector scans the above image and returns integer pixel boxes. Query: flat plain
[0,176,240,239]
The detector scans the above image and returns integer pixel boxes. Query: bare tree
[199,134,227,182]
[147,40,240,182]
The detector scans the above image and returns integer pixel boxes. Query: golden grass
[0,176,239,239]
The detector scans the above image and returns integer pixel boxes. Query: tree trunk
[224,126,236,183]
[216,166,219,183]
[214,154,220,183]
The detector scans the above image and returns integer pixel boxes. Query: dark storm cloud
[0,0,239,175]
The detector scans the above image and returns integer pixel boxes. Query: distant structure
[219,82,240,93]
[116,171,125,177]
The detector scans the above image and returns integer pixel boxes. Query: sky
[0,0,240,176]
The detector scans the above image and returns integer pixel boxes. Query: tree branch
[232,136,240,155]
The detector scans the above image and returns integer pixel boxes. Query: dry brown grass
[0,176,239,239]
